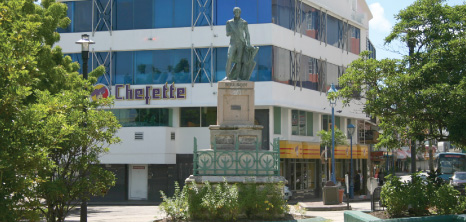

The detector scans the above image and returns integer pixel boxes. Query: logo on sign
[115,82,186,105]
[91,84,110,101]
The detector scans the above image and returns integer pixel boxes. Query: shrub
[160,179,289,221]
[186,180,239,221]
[381,172,466,218]
[434,183,466,215]
[159,182,188,221]
[405,173,429,216]
[238,182,289,220]
[381,174,407,217]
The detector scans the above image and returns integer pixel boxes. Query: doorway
[129,165,148,200]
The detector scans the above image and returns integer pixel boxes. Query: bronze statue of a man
[225,7,259,81]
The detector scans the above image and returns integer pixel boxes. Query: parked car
[283,186,292,200]
[450,171,466,194]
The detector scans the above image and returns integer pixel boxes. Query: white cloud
[369,3,392,33]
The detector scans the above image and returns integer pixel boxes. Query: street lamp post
[327,83,338,183]
[347,124,355,199]
[76,34,95,222]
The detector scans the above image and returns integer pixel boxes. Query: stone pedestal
[217,81,254,126]
[209,125,263,150]
[212,80,262,150]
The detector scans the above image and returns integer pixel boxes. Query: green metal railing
[193,137,280,176]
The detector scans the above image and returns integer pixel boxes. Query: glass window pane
[201,107,217,127]
[237,0,258,24]
[306,112,313,136]
[292,110,298,135]
[257,0,272,23]
[114,51,133,84]
[134,0,153,29]
[120,109,138,127]
[134,51,153,85]
[115,0,133,30]
[274,106,281,134]
[174,0,192,27]
[327,15,339,47]
[180,107,201,127]
[155,0,173,28]
[322,115,329,131]
[214,47,228,82]
[299,110,306,136]
[273,47,291,84]
[301,4,319,39]
[349,25,360,54]
[250,46,272,81]
[327,63,339,88]
[74,1,92,32]
[152,50,170,84]
[273,0,294,30]
[172,50,191,84]
[215,0,235,25]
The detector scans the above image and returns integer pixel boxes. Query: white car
[283,186,292,200]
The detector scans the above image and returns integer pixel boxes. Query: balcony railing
[193,137,280,176]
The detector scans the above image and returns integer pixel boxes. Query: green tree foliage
[338,0,466,149]
[0,0,120,221]
[317,128,349,148]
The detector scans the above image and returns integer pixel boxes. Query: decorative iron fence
[193,137,280,176]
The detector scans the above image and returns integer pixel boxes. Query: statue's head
[233,7,241,18]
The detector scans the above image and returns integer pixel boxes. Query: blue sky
[367,0,465,60]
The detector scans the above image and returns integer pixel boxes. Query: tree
[0,0,120,221]
[317,128,348,148]
[318,128,348,180]
[337,0,466,156]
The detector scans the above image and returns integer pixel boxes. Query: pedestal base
[209,124,263,150]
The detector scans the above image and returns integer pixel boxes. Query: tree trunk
[411,139,416,173]
[429,139,434,171]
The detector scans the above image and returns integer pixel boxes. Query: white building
[57,0,375,202]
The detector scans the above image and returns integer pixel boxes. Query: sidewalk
[65,199,372,222]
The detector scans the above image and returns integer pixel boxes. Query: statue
[225,7,259,81]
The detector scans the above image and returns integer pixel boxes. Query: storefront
[280,141,320,197]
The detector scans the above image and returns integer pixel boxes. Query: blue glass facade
[63,0,357,92]
[67,45,344,92]
[59,0,359,56]
[67,46,273,85]
[60,0,272,32]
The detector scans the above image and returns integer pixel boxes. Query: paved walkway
[65,200,372,222]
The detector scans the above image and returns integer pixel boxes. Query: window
[349,25,361,55]
[322,115,330,131]
[322,114,340,131]
[326,15,340,48]
[69,46,272,86]
[272,0,295,30]
[110,108,171,127]
[180,107,217,127]
[274,107,281,134]
[292,110,312,136]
